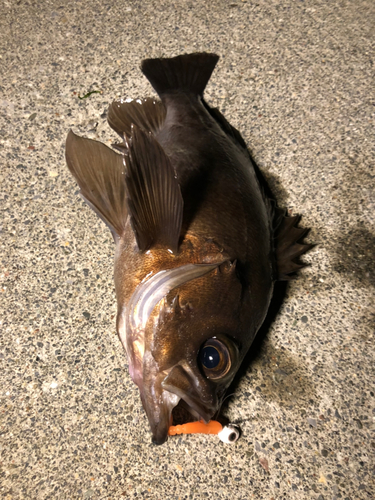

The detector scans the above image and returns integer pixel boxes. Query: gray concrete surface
[1,0,374,499]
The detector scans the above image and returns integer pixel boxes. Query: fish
[65,53,312,444]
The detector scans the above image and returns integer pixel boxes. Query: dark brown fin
[124,125,183,253]
[201,101,277,202]
[108,98,166,138]
[141,52,219,97]
[202,100,248,150]
[111,142,128,154]
[274,208,313,280]
[65,130,128,238]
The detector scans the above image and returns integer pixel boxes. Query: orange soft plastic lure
[168,420,223,435]
[168,420,240,443]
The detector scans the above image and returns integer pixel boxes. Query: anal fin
[124,125,183,253]
[274,209,313,280]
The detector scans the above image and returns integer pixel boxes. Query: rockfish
[65,53,311,444]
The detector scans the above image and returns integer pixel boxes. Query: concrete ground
[1,0,374,499]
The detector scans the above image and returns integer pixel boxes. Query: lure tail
[168,420,223,436]
[141,52,219,97]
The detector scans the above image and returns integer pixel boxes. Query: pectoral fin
[124,125,183,253]
[65,131,128,238]
[108,97,166,138]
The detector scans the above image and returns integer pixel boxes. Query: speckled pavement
[1,1,374,499]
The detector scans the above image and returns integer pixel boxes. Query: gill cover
[125,261,225,388]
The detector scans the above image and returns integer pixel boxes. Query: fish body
[66,53,311,444]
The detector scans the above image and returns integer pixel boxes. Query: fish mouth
[162,364,217,421]
[144,364,217,445]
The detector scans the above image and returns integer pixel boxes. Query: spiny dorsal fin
[124,125,183,253]
[108,98,166,138]
[274,209,313,280]
[141,52,219,97]
[65,131,128,238]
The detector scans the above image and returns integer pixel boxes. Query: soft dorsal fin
[108,97,166,138]
[202,100,248,150]
[65,131,128,238]
[124,125,183,253]
[274,208,313,280]
[141,52,219,97]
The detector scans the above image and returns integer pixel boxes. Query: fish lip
[147,402,178,445]
[140,384,180,445]
[151,421,171,445]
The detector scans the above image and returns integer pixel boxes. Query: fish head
[118,257,269,444]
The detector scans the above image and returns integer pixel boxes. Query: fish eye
[199,338,231,380]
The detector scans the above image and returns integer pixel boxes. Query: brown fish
[65,53,311,444]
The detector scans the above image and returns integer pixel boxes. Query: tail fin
[141,52,219,97]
